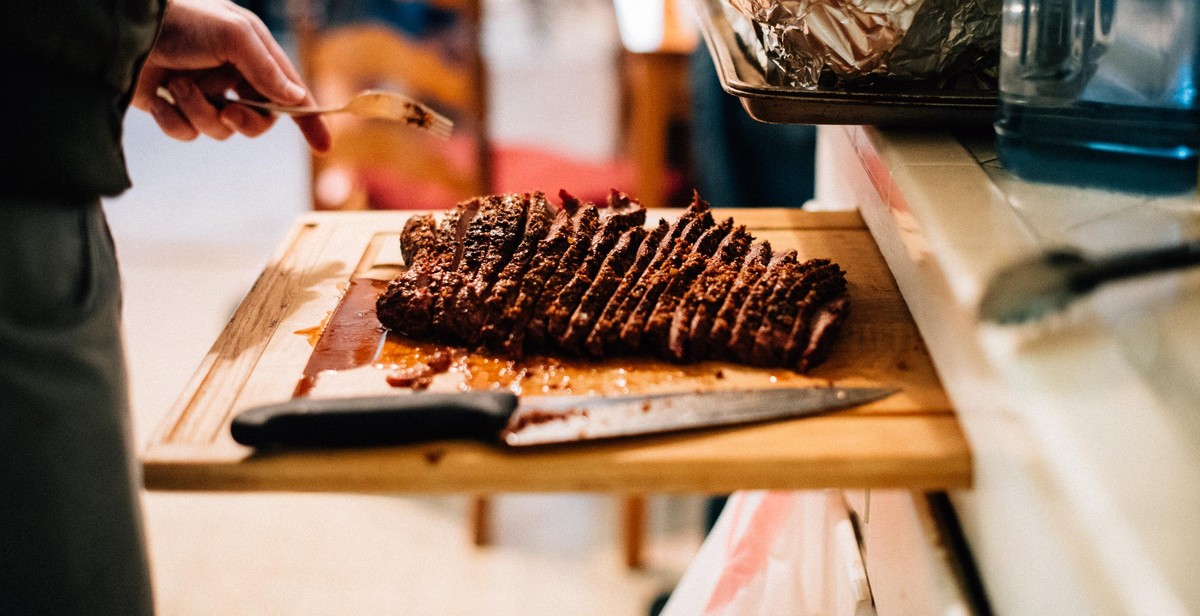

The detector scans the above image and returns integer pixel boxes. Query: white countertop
[815,125,1200,615]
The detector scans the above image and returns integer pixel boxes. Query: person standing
[0,1,329,614]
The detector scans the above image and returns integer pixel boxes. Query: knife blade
[230,387,897,449]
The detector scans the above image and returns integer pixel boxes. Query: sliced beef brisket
[726,250,799,362]
[376,191,850,372]
[399,213,438,267]
[642,218,733,354]
[618,205,715,351]
[521,204,601,351]
[483,192,556,322]
[704,240,773,357]
[478,206,574,354]
[751,260,843,364]
[447,193,530,343]
[544,203,647,345]
[560,225,648,353]
[430,195,499,336]
[582,218,670,358]
[376,198,480,337]
[667,224,753,360]
[598,197,711,354]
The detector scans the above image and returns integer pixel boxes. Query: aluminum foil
[725,0,1000,89]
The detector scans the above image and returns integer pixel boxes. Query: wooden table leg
[622,494,646,570]
[469,495,491,547]
[625,51,691,209]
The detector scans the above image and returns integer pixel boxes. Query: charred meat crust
[752,260,843,364]
[794,296,850,371]
[727,250,799,362]
[559,189,584,216]
[491,205,598,356]
[522,204,601,351]
[481,192,556,321]
[704,239,773,357]
[447,193,534,344]
[377,191,851,372]
[478,207,574,353]
[597,197,712,354]
[431,196,493,334]
[618,202,715,351]
[559,225,649,354]
[668,224,753,360]
[399,214,438,267]
[544,204,647,343]
[582,219,670,358]
[376,198,479,337]
[783,267,849,366]
[642,218,733,354]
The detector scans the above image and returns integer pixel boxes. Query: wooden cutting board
[142,209,970,493]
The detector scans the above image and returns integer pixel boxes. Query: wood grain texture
[143,209,970,493]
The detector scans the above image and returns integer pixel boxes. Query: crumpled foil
[725,0,1000,89]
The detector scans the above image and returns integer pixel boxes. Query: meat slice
[704,240,774,358]
[558,225,648,353]
[618,213,715,352]
[605,189,640,215]
[588,197,712,355]
[399,213,438,267]
[480,192,556,324]
[377,198,481,337]
[616,199,715,351]
[794,296,850,372]
[582,219,669,358]
[478,206,574,354]
[751,260,843,364]
[667,224,753,360]
[447,193,535,344]
[544,204,647,344]
[726,250,799,362]
[430,195,503,336]
[642,218,733,354]
[521,204,601,351]
[379,189,851,372]
[376,268,434,338]
[781,266,850,368]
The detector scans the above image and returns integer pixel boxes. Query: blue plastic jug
[994,0,1199,194]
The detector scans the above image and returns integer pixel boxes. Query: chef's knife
[230,387,897,448]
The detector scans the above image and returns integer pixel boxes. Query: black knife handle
[230,392,519,448]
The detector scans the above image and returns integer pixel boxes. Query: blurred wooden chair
[290,0,489,210]
[615,0,698,209]
[291,0,643,211]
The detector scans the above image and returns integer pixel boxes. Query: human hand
[132,0,331,152]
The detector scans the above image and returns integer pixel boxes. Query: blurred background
[105,0,816,613]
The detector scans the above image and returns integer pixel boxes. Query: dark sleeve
[0,0,165,200]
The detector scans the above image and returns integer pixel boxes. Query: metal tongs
[978,238,1200,324]
[155,86,454,139]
